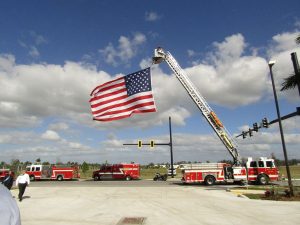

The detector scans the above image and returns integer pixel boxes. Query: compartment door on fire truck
[41,165,51,179]
[113,165,123,179]
[102,166,113,180]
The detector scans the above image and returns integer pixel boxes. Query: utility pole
[269,60,294,196]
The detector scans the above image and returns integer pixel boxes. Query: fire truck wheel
[125,176,132,181]
[204,175,216,186]
[257,174,269,185]
[94,175,100,181]
[57,175,64,181]
[30,175,35,181]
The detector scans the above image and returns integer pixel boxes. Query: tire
[257,174,269,185]
[204,175,216,186]
[30,175,35,181]
[94,175,100,181]
[163,174,168,181]
[57,175,63,181]
[125,176,131,181]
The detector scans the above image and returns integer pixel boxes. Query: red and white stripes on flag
[89,67,157,122]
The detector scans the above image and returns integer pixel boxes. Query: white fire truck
[26,164,80,181]
[93,163,140,181]
[153,47,279,185]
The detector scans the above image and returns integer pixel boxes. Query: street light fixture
[268,60,294,196]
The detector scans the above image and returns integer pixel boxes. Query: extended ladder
[153,47,240,165]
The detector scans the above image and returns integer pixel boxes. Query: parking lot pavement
[11,185,300,225]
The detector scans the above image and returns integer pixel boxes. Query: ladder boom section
[153,47,240,164]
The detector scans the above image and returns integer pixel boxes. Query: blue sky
[0,0,300,164]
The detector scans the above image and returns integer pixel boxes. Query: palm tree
[280,34,300,91]
[296,35,300,45]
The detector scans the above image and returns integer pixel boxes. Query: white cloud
[145,12,161,22]
[18,31,47,59]
[41,130,60,141]
[29,46,40,57]
[99,33,146,66]
[187,50,196,57]
[211,33,247,63]
[0,55,111,128]
[49,122,69,131]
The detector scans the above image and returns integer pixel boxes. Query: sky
[0,0,300,165]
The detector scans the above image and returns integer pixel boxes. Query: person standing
[2,171,14,190]
[15,170,30,202]
[0,184,21,225]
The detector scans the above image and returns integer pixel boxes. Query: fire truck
[180,157,278,185]
[152,47,279,185]
[26,164,80,181]
[0,169,10,182]
[92,163,140,181]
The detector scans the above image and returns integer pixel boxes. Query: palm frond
[280,74,297,91]
[296,34,300,45]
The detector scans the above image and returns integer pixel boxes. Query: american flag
[89,67,157,122]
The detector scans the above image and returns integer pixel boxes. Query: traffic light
[138,140,142,148]
[253,123,258,132]
[242,131,246,139]
[262,118,269,128]
[249,128,253,137]
[150,140,154,148]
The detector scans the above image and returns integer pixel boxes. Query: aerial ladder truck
[153,47,240,165]
[152,47,279,185]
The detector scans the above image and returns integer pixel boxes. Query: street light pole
[169,116,174,178]
[268,60,294,196]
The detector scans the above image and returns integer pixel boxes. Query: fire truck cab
[93,163,140,181]
[246,157,279,185]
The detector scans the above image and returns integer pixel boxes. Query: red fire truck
[153,47,279,185]
[93,163,140,181]
[181,157,279,185]
[0,169,10,182]
[26,164,80,181]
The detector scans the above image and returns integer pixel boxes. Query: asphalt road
[27,178,298,188]
[27,179,242,189]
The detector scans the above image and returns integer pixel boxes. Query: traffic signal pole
[169,117,174,178]
[123,116,175,178]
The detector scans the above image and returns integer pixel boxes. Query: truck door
[248,161,258,182]
[264,160,278,181]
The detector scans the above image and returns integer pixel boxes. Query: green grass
[279,165,300,179]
